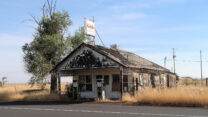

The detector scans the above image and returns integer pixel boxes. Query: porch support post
[158,74,161,88]
[120,67,123,98]
[166,74,170,88]
[58,72,61,96]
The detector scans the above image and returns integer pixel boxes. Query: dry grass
[0,83,71,102]
[122,86,208,107]
[2,80,208,108]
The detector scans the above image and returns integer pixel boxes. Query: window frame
[104,75,109,86]
[112,74,120,92]
[78,75,92,92]
[123,75,128,92]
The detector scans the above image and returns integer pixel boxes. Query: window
[112,74,120,91]
[86,75,92,91]
[104,75,109,86]
[123,75,128,92]
[79,75,92,91]
[79,76,86,91]
[150,74,155,88]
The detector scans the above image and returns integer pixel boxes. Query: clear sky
[1,0,208,83]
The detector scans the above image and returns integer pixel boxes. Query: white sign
[85,19,95,36]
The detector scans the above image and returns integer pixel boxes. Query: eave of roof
[50,43,127,72]
[51,43,171,74]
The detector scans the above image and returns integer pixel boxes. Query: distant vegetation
[178,77,206,86]
[0,77,7,87]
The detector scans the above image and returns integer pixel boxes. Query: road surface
[0,102,207,117]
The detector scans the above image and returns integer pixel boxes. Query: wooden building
[50,43,178,99]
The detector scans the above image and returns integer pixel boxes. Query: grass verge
[122,86,208,107]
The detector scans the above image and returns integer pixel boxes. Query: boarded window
[123,75,128,92]
[79,75,92,91]
[112,74,120,91]
[104,75,109,85]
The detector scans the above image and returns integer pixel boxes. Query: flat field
[0,83,70,101]
[1,79,208,108]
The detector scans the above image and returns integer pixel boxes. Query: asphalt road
[0,102,208,117]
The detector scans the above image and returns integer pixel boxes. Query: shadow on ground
[0,100,94,106]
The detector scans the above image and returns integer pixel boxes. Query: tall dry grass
[0,83,71,102]
[122,86,208,107]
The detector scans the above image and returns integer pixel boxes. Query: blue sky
[1,0,208,83]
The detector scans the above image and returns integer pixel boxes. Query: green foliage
[69,26,93,50]
[22,1,93,86]
[22,1,72,85]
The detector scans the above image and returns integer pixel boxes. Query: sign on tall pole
[85,17,95,45]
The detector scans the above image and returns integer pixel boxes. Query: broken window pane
[104,75,109,85]
[86,84,92,91]
[112,74,120,91]
[79,84,86,91]
[78,75,92,91]
[79,75,86,84]
[86,75,92,83]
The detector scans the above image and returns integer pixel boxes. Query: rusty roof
[85,43,169,72]
[51,43,170,72]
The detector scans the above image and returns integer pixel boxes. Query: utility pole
[173,48,176,73]
[164,56,167,68]
[200,50,203,86]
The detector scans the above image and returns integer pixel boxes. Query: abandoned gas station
[50,43,178,100]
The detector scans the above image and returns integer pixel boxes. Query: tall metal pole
[200,50,203,86]
[173,48,176,73]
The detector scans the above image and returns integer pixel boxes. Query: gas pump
[96,76,105,100]
[73,80,78,99]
